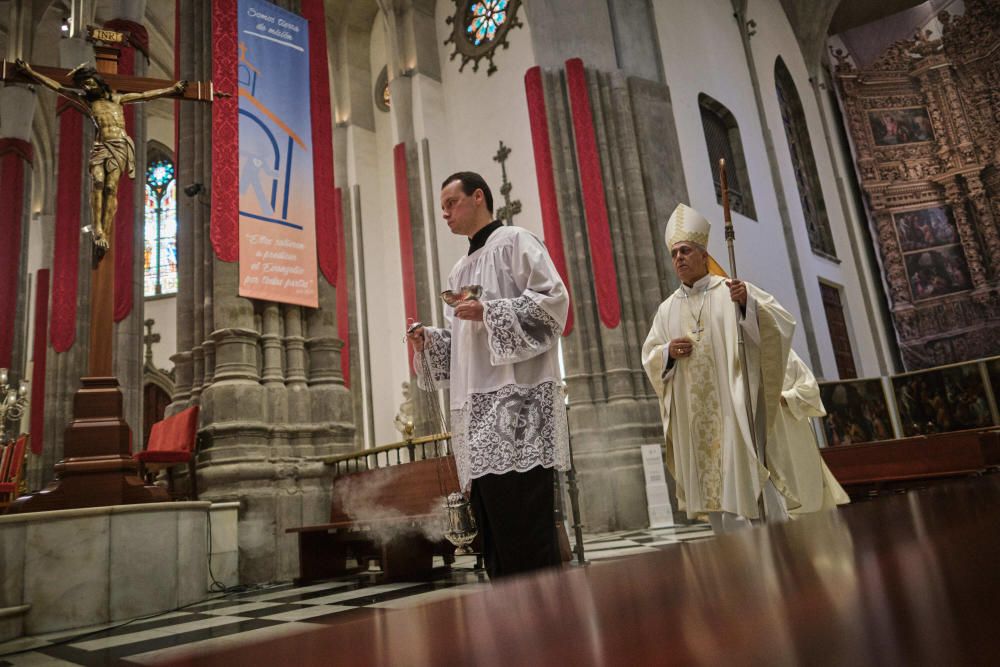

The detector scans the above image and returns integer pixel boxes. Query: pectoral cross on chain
[691,324,704,341]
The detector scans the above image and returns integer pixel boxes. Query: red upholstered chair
[0,443,11,481]
[0,435,29,511]
[135,406,200,500]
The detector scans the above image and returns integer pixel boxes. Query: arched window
[699,93,756,220]
[144,149,178,297]
[775,57,836,258]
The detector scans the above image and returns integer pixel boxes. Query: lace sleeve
[482,295,562,366]
[414,327,451,390]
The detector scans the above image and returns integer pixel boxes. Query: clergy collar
[468,220,503,254]
[680,273,715,295]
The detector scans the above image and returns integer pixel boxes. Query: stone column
[2,0,39,417]
[384,4,442,437]
[303,0,355,456]
[170,0,196,411]
[40,36,97,485]
[102,0,148,450]
[305,274,352,459]
[173,0,354,584]
[520,1,695,530]
[340,185,367,449]
[261,302,289,457]
[283,304,310,453]
[536,62,685,532]
[0,86,36,393]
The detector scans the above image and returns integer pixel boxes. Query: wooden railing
[323,429,588,565]
[321,432,452,475]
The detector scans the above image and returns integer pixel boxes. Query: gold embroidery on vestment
[686,327,723,511]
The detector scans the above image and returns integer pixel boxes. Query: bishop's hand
[726,279,748,307]
[668,336,694,360]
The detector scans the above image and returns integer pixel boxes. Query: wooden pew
[821,429,988,499]
[979,429,1000,469]
[287,456,460,584]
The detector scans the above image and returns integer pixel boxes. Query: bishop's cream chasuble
[642,274,795,520]
[415,226,570,491]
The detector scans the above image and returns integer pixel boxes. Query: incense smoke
[334,472,449,544]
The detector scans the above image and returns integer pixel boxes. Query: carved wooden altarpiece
[834,0,1000,370]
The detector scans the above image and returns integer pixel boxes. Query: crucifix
[143,318,161,368]
[3,26,219,513]
[3,26,217,376]
[493,140,522,226]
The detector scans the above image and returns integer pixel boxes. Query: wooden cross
[2,26,218,377]
[0,58,216,102]
[2,26,218,513]
[493,140,522,226]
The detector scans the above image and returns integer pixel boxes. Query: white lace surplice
[415,225,571,490]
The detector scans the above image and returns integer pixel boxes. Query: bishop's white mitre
[665,203,711,249]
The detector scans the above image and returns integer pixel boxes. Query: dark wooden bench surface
[288,456,461,583]
[821,429,995,499]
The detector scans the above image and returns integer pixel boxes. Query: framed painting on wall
[893,205,958,253]
[903,245,971,300]
[818,378,894,446]
[867,107,934,146]
[891,362,994,436]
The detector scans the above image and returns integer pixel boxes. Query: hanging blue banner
[237,0,318,307]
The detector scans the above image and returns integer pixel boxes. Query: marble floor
[0,523,714,666]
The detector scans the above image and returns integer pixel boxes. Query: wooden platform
[152,474,1000,666]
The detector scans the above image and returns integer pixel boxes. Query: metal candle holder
[0,367,29,437]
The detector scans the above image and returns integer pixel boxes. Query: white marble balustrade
[0,501,239,642]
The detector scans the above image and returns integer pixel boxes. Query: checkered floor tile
[0,523,714,665]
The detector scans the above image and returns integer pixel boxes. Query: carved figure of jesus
[15,59,187,256]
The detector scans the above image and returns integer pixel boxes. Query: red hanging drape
[0,139,31,368]
[524,66,574,336]
[211,0,239,262]
[30,269,50,454]
[302,0,338,286]
[51,103,84,352]
[394,144,418,369]
[104,19,148,323]
[334,188,350,387]
[565,58,621,330]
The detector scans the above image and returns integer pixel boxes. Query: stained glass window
[699,93,757,220]
[144,158,178,297]
[445,0,523,76]
[775,57,837,258]
[465,0,508,46]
